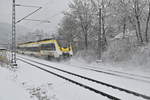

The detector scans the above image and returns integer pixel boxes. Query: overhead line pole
[98,7,102,61]
[11,0,17,66]
[11,1,44,67]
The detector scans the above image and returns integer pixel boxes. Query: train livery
[17,39,73,59]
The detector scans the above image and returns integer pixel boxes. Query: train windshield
[57,40,70,48]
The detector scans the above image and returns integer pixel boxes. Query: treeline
[57,0,150,61]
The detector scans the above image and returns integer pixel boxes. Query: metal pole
[11,0,17,66]
[98,8,102,60]
[11,2,43,66]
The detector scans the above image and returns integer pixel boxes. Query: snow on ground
[18,55,150,98]
[1,53,150,100]
[16,60,108,100]
[2,52,113,100]
[66,57,150,77]
[0,60,107,100]
[0,67,32,100]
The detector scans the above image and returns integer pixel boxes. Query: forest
[57,0,150,68]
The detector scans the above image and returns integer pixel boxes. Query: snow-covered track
[70,65,150,84]
[18,57,150,100]
[91,67,150,80]
[19,54,150,83]
[38,56,150,83]
[18,58,120,100]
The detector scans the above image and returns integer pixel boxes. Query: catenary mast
[11,0,17,66]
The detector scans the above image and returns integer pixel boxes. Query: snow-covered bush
[0,56,9,66]
[103,37,150,69]
[73,49,97,63]
[130,43,150,68]
[103,38,138,62]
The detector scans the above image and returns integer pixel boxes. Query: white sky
[0,0,70,33]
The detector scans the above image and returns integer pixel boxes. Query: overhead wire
[18,0,71,32]
[20,0,52,26]
[24,0,57,30]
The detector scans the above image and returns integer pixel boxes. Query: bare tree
[131,0,147,43]
[69,0,94,50]
[91,0,112,46]
[58,15,78,43]
[101,0,111,46]
[145,0,150,43]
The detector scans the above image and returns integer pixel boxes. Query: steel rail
[18,57,150,100]
[72,65,150,84]
[88,66,150,79]
[19,58,120,100]
[41,56,150,81]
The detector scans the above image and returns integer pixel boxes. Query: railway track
[18,58,119,100]
[20,54,150,83]
[68,64,150,84]
[34,54,150,83]
[89,66,150,80]
[18,56,150,100]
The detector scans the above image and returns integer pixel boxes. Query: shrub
[0,56,10,66]
[103,38,138,62]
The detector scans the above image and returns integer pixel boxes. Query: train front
[57,40,73,58]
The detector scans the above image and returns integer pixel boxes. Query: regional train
[17,38,73,60]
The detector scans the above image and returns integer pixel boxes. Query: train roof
[18,38,56,45]
[18,37,69,46]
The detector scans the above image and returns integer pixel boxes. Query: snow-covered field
[0,54,150,100]
[0,56,108,100]
[0,67,32,100]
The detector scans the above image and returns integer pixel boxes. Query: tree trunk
[136,15,143,43]
[98,8,102,60]
[135,29,139,42]
[145,2,150,43]
[123,18,126,39]
[134,0,143,43]
[102,14,107,46]
[101,0,107,49]
[85,29,88,50]
[129,16,139,42]
[79,18,88,51]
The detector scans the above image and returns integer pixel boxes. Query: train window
[57,40,70,48]
[41,43,56,51]
[22,47,39,51]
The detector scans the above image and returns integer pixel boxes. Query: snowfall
[0,54,150,100]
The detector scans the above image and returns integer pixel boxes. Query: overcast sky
[0,0,70,33]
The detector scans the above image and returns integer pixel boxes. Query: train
[17,38,73,60]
